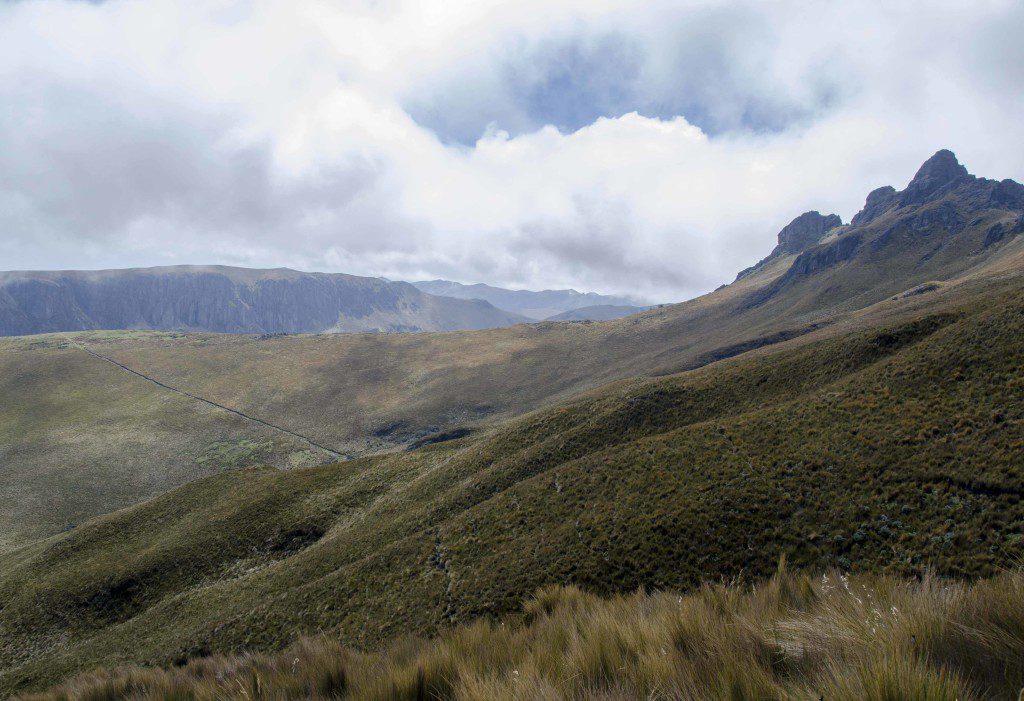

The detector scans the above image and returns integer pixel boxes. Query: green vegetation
[195,439,274,471]
[2,277,1022,696]
[0,333,334,551]
[21,564,1024,700]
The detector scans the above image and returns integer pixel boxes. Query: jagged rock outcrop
[741,149,1024,310]
[735,211,843,281]
[899,149,970,206]
[0,266,528,336]
[850,186,897,226]
[775,211,844,256]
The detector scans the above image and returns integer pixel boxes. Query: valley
[1,151,1023,698]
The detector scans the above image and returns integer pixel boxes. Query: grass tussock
[24,564,1024,700]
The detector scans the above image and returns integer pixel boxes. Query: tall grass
[24,565,1024,700]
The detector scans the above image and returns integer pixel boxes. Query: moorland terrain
[2,150,1023,698]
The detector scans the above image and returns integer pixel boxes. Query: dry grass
[24,564,1024,700]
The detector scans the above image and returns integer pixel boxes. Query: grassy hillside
[2,150,1021,551]
[23,566,1024,700]
[0,331,335,551]
[2,272,1022,696]
[3,232,1021,553]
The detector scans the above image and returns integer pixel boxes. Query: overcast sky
[1,0,1022,302]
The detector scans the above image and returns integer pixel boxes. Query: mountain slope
[411,279,639,319]
[1,151,1022,553]
[0,265,528,336]
[544,304,651,321]
[2,270,1022,696]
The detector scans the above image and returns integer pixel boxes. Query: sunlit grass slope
[2,276,1022,695]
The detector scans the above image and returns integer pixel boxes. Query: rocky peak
[734,211,842,282]
[850,186,897,227]
[774,211,844,256]
[900,149,970,205]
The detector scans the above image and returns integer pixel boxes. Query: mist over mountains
[411,280,644,320]
[0,266,532,336]
[0,267,656,337]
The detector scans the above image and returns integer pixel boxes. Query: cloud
[0,0,1022,302]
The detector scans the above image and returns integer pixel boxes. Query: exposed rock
[911,202,965,233]
[775,212,845,255]
[984,216,1024,248]
[899,149,970,206]
[850,186,897,226]
[990,179,1024,209]
[735,211,842,281]
[984,223,1007,248]
[786,232,864,277]
[741,149,1024,310]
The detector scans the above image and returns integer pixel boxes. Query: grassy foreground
[22,563,1024,700]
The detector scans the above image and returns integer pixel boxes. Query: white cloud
[0,0,1022,301]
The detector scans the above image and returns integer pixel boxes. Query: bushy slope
[22,566,1024,700]
[2,274,1022,696]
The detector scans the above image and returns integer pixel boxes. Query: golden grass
[24,564,1024,700]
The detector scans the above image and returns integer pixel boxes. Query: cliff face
[0,266,527,336]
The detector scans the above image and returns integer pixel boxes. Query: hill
[2,150,1022,553]
[411,279,639,319]
[1,263,1023,695]
[544,304,651,321]
[0,265,528,336]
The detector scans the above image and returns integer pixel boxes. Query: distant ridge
[411,279,640,319]
[0,265,528,336]
[545,304,651,321]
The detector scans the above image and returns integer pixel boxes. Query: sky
[1,0,1022,302]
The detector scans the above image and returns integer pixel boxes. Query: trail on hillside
[67,339,345,459]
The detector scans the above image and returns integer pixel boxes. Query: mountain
[545,304,652,321]
[0,265,528,336]
[411,279,640,319]
[2,150,1022,553]
[739,148,1024,314]
[2,149,1024,696]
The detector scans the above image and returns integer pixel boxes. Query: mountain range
[0,267,654,338]
[411,279,644,319]
[0,266,529,336]
[1,149,1023,697]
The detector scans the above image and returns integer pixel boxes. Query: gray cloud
[0,0,1022,302]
